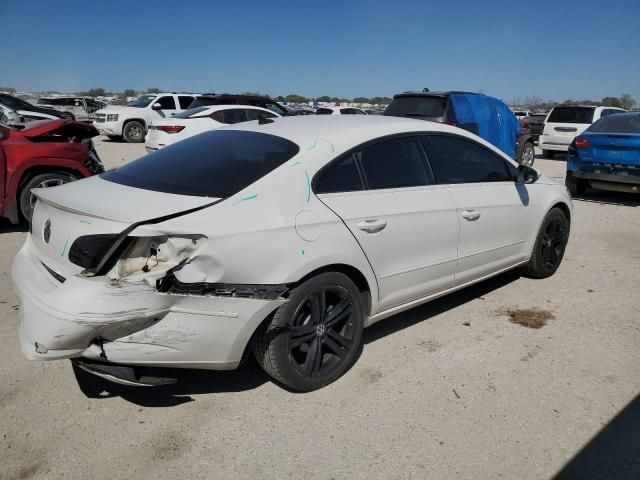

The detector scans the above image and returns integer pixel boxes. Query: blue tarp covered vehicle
[384,91,535,165]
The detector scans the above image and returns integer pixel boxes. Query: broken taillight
[157,125,185,134]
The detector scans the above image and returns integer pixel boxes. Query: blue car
[566,112,640,195]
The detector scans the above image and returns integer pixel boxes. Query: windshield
[171,106,211,119]
[102,130,300,197]
[0,94,32,111]
[547,107,595,124]
[588,113,640,134]
[384,96,447,118]
[128,95,157,108]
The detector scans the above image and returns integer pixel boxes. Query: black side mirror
[516,164,539,184]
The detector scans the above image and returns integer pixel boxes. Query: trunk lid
[579,133,640,166]
[30,176,219,276]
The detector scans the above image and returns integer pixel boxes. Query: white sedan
[12,116,572,393]
[145,105,280,152]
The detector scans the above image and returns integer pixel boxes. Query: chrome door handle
[461,210,481,221]
[356,219,387,233]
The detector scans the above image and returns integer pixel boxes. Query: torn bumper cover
[12,238,286,370]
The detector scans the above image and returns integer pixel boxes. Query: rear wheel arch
[293,263,373,316]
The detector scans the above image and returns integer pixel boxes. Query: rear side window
[172,106,210,119]
[155,96,176,109]
[384,96,447,118]
[222,109,248,124]
[547,107,595,124]
[315,108,333,115]
[421,135,513,184]
[357,137,431,189]
[589,114,640,134]
[178,96,195,109]
[314,154,364,193]
[103,130,300,197]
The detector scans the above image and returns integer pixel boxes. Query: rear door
[542,107,596,148]
[316,135,459,312]
[421,134,531,284]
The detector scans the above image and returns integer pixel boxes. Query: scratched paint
[60,238,69,257]
[304,171,311,202]
[233,193,258,205]
[307,138,335,153]
[79,220,91,225]
[301,248,305,255]
[290,160,301,167]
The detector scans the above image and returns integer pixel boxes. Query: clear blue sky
[2,0,639,102]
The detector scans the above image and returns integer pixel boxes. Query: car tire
[521,207,570,279]
[61,112,75,120]
[542,149,555,159]
[123,121,145,143]
[519,142,535,166]
[565,173,587,196]
[19,172,76,222]
[106,135,122,141]
[252,272,364,392]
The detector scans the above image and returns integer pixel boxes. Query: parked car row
[36,97,106,122]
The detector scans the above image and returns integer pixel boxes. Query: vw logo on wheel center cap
[43,219,52,243]
[315,324,326,337]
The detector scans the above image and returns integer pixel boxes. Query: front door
[315,136,460,312]
[420,134,530,284]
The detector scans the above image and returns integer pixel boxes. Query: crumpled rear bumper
[12,238,284,370]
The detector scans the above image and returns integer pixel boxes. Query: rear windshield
[315,108,333,115]
[102,130,300,197]
[547,107,595,124]
[588,114,640,134]
[384,96,447,118]
[171,106,210,118]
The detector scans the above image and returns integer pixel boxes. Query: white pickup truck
[93,93,198,143]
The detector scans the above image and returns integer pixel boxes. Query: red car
[0,119,103,222]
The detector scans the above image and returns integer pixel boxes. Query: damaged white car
[12,115,572,392]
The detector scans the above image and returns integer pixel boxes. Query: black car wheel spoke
[288,285,357,379]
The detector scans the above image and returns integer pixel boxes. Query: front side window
[315,108,333,115]
[314,154,364,194]
[246,109,277,121]
[421,135,513,184]
[222,109,248,124]
[155,96,177,110]
[103,130,300,197]
[178,96,194,109]
[340,108,354,114]
[357,136,431,190]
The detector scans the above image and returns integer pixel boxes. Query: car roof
[197,94,272,101]
[393,90,475,98]
[220,114,509,159]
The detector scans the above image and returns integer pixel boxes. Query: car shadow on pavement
[572,190,640,207]
[85,271,520,406]
[362,270,520,345]
[87,358,270,407]
[553,393,640,480]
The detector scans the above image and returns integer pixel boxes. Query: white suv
[539,105,625,157]
[93,93,198,143]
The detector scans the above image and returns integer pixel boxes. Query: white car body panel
[145,105,280,152]
[93,93,198,137]
[12,116,572,371]
[539,105,625,152]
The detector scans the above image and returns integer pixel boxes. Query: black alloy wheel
[253,272,364,391]
[522,207,569,279]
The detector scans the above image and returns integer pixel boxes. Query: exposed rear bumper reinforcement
[72,358,177,387]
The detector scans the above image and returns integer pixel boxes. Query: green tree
[353,97,369,103]
[317,95,331,102]
[0,86,16,93]
[620,94,637,110]
[601,96,623,108]
[81,88,106,97]
[146,87,162,94]
[285,94,309,104]
[122,89,136,99]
